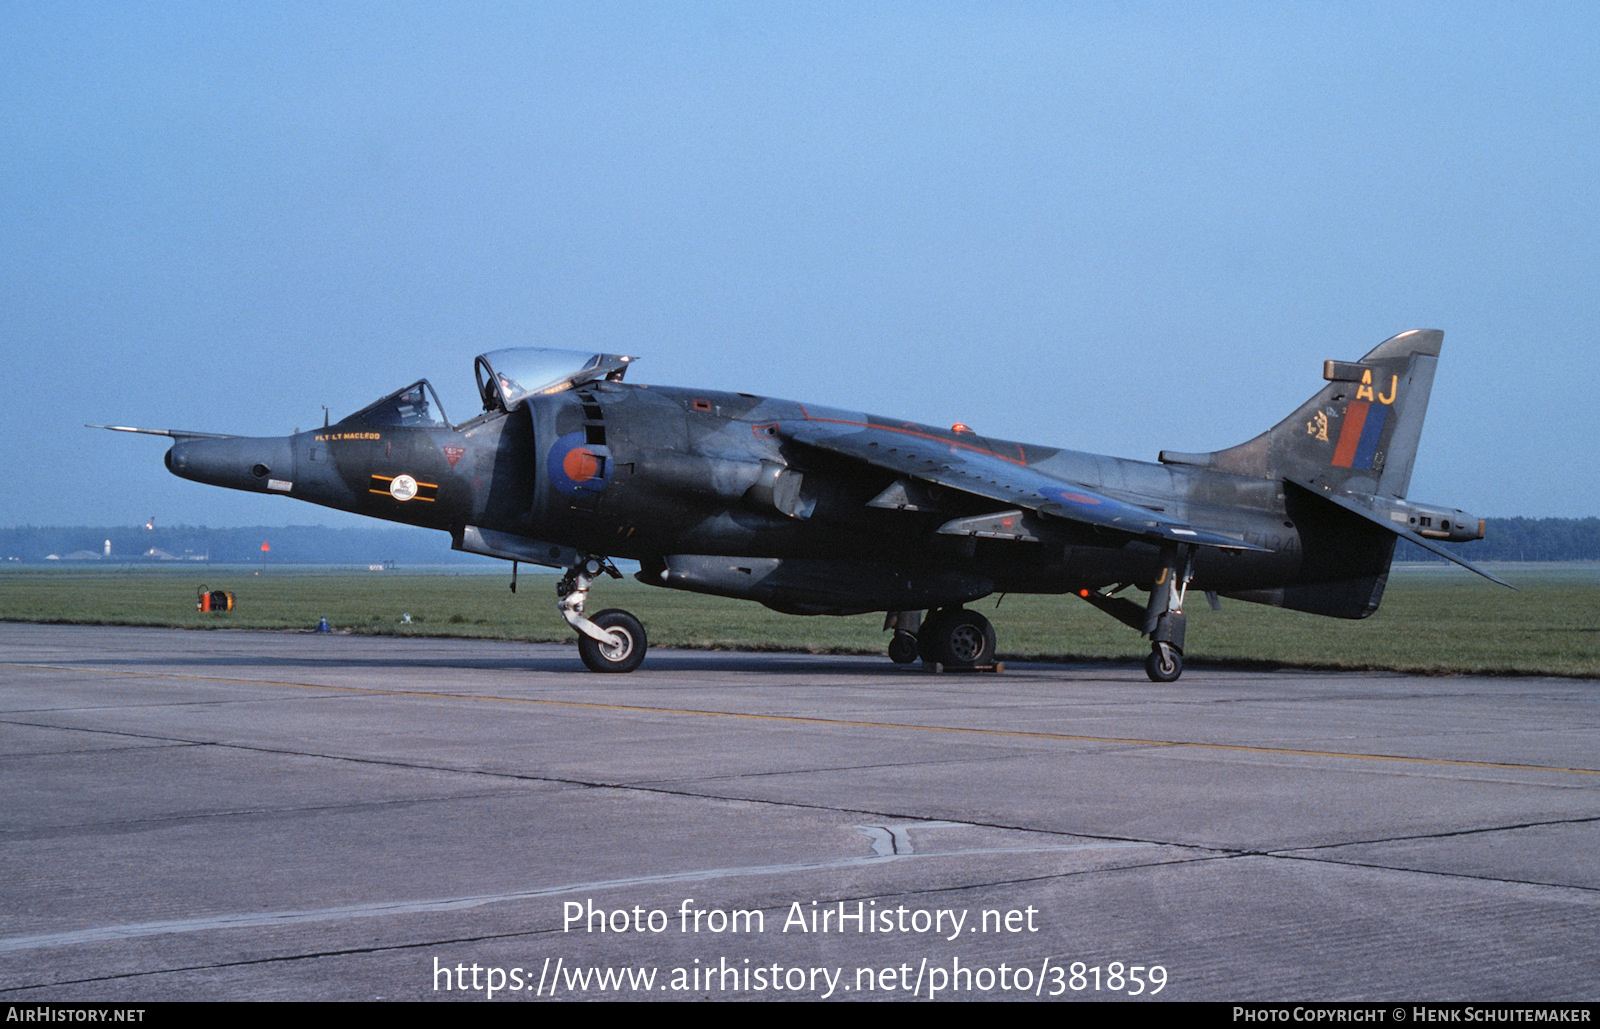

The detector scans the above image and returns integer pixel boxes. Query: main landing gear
[558,556,648,673]
[885,607,998,670]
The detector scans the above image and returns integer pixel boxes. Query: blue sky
[3,2,1596,527]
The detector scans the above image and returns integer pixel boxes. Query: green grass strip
[1,564,1595,677]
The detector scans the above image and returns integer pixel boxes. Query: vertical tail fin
[1159,329,1442,500]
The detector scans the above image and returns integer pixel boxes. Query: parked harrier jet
[99,329,1502,680]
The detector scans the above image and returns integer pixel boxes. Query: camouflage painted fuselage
[150,330,1498,672]
[169,378,1435,617]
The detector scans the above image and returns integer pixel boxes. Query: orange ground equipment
[196,585,234,613]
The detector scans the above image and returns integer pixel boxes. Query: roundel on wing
[547,432,612,496]
[1038,485,1102,507]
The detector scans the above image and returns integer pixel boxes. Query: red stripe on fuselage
[1331,401,1369,468]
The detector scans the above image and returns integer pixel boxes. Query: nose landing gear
[578,608,647,673]
[558,555,648,673]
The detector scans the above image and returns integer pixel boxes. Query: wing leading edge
[776,418,1266,552]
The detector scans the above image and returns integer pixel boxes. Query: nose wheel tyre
[578,609,648,673]
[920,608,996,668]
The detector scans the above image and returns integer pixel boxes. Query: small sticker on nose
[389,475,418,501]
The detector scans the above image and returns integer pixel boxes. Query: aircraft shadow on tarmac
[69,647,963,678]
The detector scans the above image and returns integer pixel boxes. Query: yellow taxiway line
[8,661,1599,778]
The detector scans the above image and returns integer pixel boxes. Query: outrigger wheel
[1145,642,1182,683]
[578,609,648,673]
[918,607,997,669]
[887,631,919,664]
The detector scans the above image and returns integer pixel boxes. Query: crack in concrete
[1265,850,1600,897]
[1273,813,1600,855]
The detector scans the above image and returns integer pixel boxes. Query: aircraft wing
[776,418,1266,552]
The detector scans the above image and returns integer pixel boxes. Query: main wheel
[1144,643,1182,683]
[578,609,648,673]
[888,631,919,664]
[922,608,996,668]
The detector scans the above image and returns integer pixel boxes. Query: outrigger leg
[1143,544,1193,682]
[557,555,648,673]
[884,609,921,664]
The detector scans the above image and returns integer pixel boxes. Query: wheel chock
[922,660,1004,674]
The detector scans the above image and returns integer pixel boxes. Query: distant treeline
[1396,517,1600,563]
[1,518,1593,567]
[0,525,492,567]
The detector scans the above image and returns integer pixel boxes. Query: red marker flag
[261,542,271,552]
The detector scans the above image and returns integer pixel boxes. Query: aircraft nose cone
[166,436,295,494]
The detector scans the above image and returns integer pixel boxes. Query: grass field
[1,564,1596,677]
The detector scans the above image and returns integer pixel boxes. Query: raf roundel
[1038,486,1102,507]
[547,432,612,496]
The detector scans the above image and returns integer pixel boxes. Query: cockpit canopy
[475,348,636,412]
[341,349,637,431]
[351,380,450,429]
